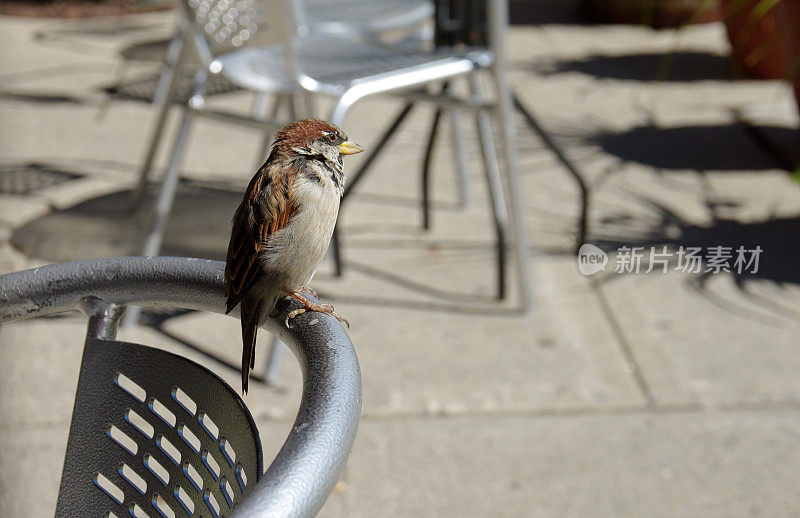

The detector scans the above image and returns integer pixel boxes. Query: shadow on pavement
[595,210,800,287]
[10,176,243,262]
[589,190,800,322]
[588,124,799,172]
[533,51,734,82]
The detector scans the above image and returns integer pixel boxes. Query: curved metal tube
[0,256,361,518]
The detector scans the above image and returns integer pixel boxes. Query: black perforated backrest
[55,337,263,518]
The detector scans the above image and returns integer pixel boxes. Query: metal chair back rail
[0,256,362,517]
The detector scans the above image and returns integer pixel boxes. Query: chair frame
[0,256,362,517]
[129,0,435,210]
[127,0,532,386]
[328,0,531,307]
[141,0,530,305]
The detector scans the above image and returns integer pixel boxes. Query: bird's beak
[339,141,364,155]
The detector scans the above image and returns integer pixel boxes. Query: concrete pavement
[1,5,800,517]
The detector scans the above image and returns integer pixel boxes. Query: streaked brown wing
[224,162,296,313]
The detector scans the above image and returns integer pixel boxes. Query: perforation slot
[125,409,154,439]
[219,477,234,507]
[129,503,149,518]
[107,425,137,456]
[177,424,201,454]
[94,472,124,505]
[182,461,204,493]
[235,465,247,492]
[115,373,146,403]
[218,438,236,468]
[149,398,176,427]
[171,387,197,416]
[156,435,181,465]
[203,489,221,518]
[198,412,219,440]
[201,449,221,480]
[118,463,147,494]
[174,485,195,515]
[152,493,176,518]
[144,454,170,486]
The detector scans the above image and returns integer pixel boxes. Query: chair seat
[214,34,491,96]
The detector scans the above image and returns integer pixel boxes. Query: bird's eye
[326,133,337,144]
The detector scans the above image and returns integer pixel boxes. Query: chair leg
[153,22,189,107]
[422,80,475,230]
[469,73,509,300]
[251,92,270,118]
[141,108,194,258]
[142,68,209,257]
[329,101,416,277]
[262,336,287,385]
[342,102,415,200]
[326,97,357,277]
[450,106,471,208]
[490,77,533,310]
[329,224,344,277]
[422,106,444,230]
[129,30,190,211]
[328,93,357,129]
[122,70,207,328]
[121,110,194,328]
[486,0,533,311]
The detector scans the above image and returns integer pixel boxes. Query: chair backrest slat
[179,0,265,57]
[178,0,304,84]
[55,338,263,518]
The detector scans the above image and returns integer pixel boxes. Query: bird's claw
[285,291,350,329]
[328,310,350,329]
[299,286,319,298]
[316,303,350,328]
[285,308,306,328]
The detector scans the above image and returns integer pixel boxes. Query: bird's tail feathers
[239,298,263,394]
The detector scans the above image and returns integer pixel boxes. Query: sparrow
[225,118,363,393]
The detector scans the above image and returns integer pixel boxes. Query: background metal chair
[0,256,362,517]
[130,0,435,211]
[125,0,530,389]
[132,0,529,306]
[327,0,531,307]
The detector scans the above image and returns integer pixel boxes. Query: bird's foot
[298,285,318,298]
[285,291,350,329]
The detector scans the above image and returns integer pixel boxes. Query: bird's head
[274,119,363,166]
